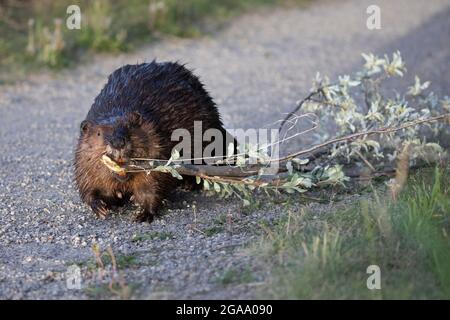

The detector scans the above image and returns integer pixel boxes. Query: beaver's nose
[105,145,121,161]
[110,137,126,149]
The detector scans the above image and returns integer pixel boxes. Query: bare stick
[125,162,263,177]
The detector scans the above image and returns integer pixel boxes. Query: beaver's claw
[91,199,109,219]
[134,209,155,223]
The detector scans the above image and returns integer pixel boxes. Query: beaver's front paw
[90,199,109,219]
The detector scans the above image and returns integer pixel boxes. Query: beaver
[74,61,233,222]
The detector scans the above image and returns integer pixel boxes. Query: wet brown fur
[74,61,231,222]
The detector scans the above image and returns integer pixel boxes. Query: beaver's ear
[80,120,91,134]
[129,112,143,126]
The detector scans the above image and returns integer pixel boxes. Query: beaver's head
[79,112,160,182]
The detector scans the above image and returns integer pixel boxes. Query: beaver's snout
[105,144,129,165]
[105,127,130,164]
[109,136,126,149]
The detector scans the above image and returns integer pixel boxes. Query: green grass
[204,213,234,236]
[217,267,255,286]
[107,253,141,269]
[204,225,224,237]
[0,0,308,82]
[84,282,138,299]
[70,252,143,270]
[255,165,450,299]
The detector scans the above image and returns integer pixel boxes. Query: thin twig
[270,113,450,163]
[354,149,376,172]
[278,88,324,133]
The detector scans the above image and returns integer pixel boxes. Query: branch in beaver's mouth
[101,154,127,177]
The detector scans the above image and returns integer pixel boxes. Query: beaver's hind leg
[132,173,177,223]
[132,188,160,223]
[180,175,203,191]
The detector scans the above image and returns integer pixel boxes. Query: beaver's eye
[97,131,101,137]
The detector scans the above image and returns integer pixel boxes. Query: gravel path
[0,0,449,299]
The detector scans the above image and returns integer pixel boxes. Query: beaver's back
[87,61,225,140]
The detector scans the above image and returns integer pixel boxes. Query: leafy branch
[102,52,450,206]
